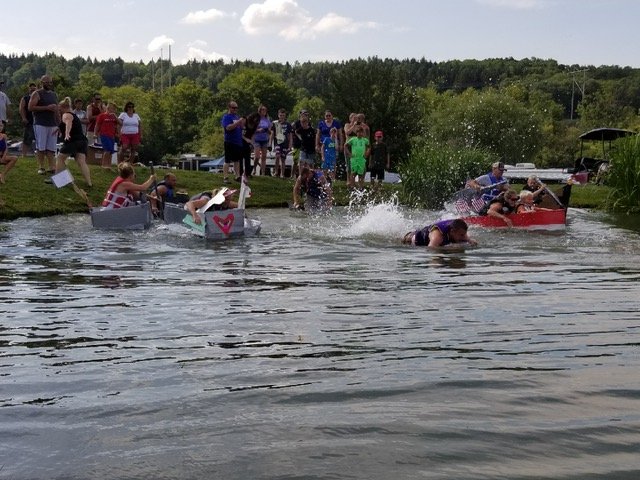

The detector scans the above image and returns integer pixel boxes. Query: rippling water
[1,204,639,480]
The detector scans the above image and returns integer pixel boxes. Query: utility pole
[168,44,172,88]
[160,48,164,95]
[570,68,588,120]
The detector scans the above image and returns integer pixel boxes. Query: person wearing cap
[402,219,477,248]
[466,161,510,202]
[369,130,390,187]
[184,187,238,225]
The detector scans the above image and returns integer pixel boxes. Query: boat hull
[165,203,261,239]
[463,208,567,231]
[90,203,153,230]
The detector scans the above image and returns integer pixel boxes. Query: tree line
[2,53,638,168]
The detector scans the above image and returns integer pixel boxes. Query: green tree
[163,79,215,153]
[216,67,296,116]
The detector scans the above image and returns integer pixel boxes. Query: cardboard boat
[463,208,567,231]
[90,202,153,230]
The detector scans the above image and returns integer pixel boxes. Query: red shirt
[95,112,118,138]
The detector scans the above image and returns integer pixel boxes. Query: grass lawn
[0,156,609,221]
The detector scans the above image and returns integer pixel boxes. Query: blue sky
[3,0,639,67]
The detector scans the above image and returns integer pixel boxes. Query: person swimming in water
[402,219,477,248]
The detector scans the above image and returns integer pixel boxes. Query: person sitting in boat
[478,189,518,227]
[101,162,156,210]
[185,187,238,225]
[466,161,510,202]
[402,219,477,248]
[149,173,186,214]
[515,190,554,214]
[292,166,332,211]
[521,176,546,204]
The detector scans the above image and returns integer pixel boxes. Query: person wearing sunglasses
[479,189,519,227]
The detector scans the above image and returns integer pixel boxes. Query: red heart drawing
[213,213,235,235]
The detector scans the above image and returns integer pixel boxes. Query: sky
[3,0,640,68]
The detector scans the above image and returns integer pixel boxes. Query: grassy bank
[0,156,608,221]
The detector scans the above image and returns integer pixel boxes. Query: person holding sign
[54,97,92,187]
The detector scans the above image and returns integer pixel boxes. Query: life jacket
[102,177,133,209]
[304,171,327,199]
[156,180,175,201]
[413,220,455,246]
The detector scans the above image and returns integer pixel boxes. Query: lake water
[1,203,639,480]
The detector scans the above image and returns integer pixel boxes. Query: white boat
[90,202,153,230]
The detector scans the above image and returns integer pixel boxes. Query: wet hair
[300,166,311,178]
[118,162,135,179]
[450,219,468,232]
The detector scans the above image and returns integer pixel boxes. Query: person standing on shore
[221,101,245,184]
[19,83,37,157]
[0,81,11,129]
[28,75,59,175]
[86,93,104,145]
[94,103,119,170]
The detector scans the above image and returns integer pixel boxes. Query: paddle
[148,162,163,219]
[450,181,506,215]
[542,185,564,208]
[50,169,92,209]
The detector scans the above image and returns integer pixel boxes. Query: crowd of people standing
[221,101,392,189]
[0,75,143,194]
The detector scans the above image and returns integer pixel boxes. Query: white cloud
[147,35,175,52]
[188,40,208,48]
[241,1,378,40]
[185,47,230,63]
[312,13,379,35]
[181,8,228,24]
[241,0,312,35]
[475,0,544,9]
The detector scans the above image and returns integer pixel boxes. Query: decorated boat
[90,202,153,230]
[463,208,567,231]
[164,182,261,239]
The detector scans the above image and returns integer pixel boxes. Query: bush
[607,135,640,213]
[399,141,495,209]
